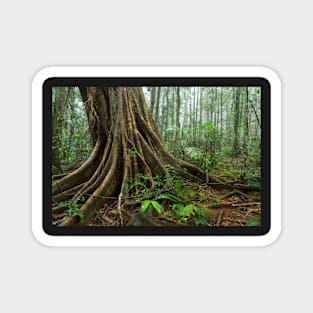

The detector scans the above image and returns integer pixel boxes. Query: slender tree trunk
[199,87,203,126]
[150,87,156,116]
[214,87,218,129]
[175,87,181,145]
[242,87,250,181]
[250,95,261,128]
[154,87,161,124]
[210,88,214,124]
[170,87,176,146]
[52,87,71,172]
[164,87,170,143]
[232,87,241,158]
[194,87,200,144]
[190,87,196,145]
[220,87,223,134]
[66,88,75,166]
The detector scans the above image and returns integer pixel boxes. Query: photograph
[51,84,262,229]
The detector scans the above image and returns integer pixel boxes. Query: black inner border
[43,77,270,236]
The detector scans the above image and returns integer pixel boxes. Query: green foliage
[52,87,92,173]
[199,192,209,201]
[128,173,151,195]
[140,200,163,214]
[52,165,59,175]
[244,172,261,188]
[195,216,209,226]
[66,206,84,219]
[59,199,84,219]
[184,146,219,170]
[175,203,197,217]
[164,164,181,183]
[220,146,232,157]
[155,193,180,203]
[223,168,242,180]
[213,197,221,204]
[199,121,220,142]
[246,216,261,227]
[180,121,223,170]
[172,203,210,225]
[153,175,165,188]
[136,173,149,181]
[131,168,211,226]
[128,148,137,158]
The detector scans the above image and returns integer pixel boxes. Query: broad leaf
[155,194,180,203]
[140,200,152,213]
[151,200,163,213]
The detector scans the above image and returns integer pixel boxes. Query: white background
[0,0,311,312]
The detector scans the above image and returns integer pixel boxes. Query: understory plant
[135,167,211,226]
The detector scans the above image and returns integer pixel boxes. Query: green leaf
[140,200,152,213]
[151,200,163,213]
[175,180,184,192]
[182,204,196,216]
[246,216,261,227]
[195,216,208,226]
[73,211,84,219]
[132,181,149,191]
[173,203,185,212]
[155,193,180,203]
[188,191,196,197]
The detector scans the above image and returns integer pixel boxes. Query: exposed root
[52,139,103,195]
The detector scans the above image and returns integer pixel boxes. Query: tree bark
[150,87,156,115]
[242,87,250,180]
[232,87,241,158]
[175,87,181,145]
[154,87,161,124]
[52,87,71,172]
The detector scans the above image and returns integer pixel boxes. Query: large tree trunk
[52,87,205,226]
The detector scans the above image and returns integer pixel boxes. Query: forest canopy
[51,86,261,228]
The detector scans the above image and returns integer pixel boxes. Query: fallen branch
[231,202,260,207]
[207,201,261,209]
[245,208,261,216]
[216,209,224,226]
[234,189,257,201]
[207,176,260,192]
[219,190,237,200]
[117,193,124,226]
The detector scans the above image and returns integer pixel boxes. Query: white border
[32,66,282,247]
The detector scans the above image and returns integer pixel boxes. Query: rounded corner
[31,225,54,248]
[259,223,282,247]
[256,66,282,88]
[32,66,61,90]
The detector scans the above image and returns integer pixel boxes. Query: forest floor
[52,157,261,227]
[88,182,261,227]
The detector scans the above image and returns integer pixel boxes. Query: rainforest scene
[51,85,261,227]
